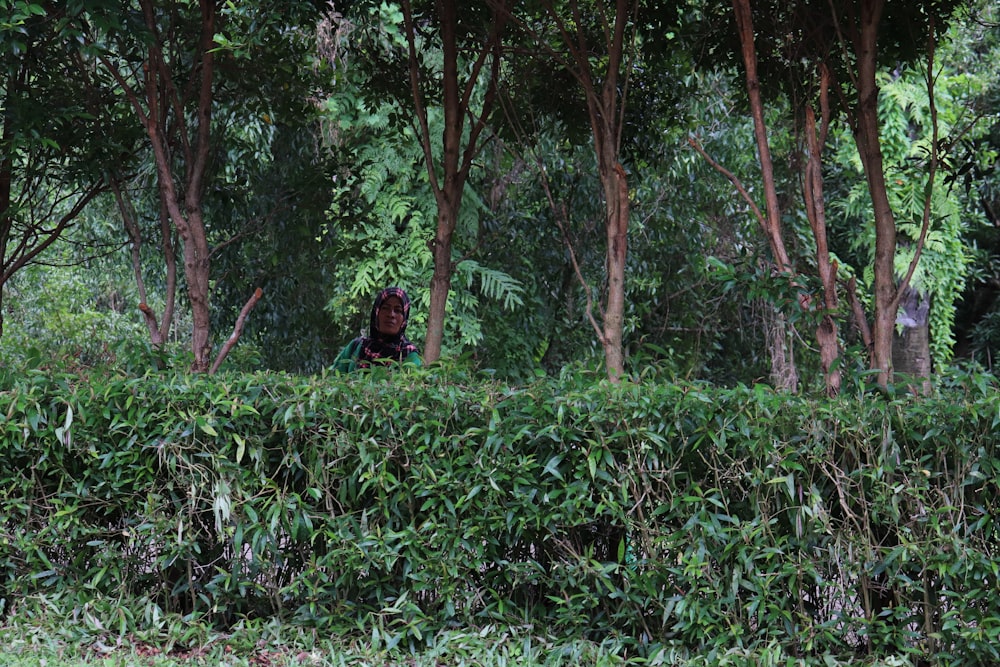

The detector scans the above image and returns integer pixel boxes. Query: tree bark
[850,0,897,387]
[892,285,932,395]
[765,303,799,393]
[601,161,629,381]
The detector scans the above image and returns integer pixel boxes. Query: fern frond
[456,260,525,311]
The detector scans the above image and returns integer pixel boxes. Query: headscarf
[355,286,419,367]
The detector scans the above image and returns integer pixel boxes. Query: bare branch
[210,288,263,375]
[846,275,874,353]
[688,135,768,237]
[536,158,606,344]
[401,0,439,195]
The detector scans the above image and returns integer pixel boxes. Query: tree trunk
[115,177,178,363]
[601,161,628,381]
[731,0,799,389]
[137,0,216,372]
[892,285,932,395]
[0,105,11,339]
[851,0,897,388]
[423,0,463,364]
[426,204,457,364]
[804,78,841,396]
[731,0,792,272]
[586,0,631,382]
[765,302,799,392]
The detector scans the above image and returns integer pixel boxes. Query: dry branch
[210,288,263,375]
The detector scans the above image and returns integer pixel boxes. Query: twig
[537,159,607,344]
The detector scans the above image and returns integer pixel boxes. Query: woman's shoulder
[332,336,366,373]
[403,349,422,367]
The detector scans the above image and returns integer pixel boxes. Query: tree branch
[536,157,606,344]
[688,135,768,237]
[892,22,939,312]
[210,288,263,375]
[401,0,439,196]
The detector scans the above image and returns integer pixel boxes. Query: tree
[827,0,967,387]
[84,1,324,372]
[502,0,645,382]
[321,0,523,365]
[689,0,968,390]
[0,1,128,337]
[688,0,813,391]
[837,55,979,391]
[88,0,226,371]
[400,0,511,363]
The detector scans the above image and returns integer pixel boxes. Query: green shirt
[332,337,422,374]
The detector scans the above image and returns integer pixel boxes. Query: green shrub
[1,366,998,665]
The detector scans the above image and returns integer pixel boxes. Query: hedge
[1,365,998,663]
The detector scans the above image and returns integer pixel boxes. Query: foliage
[1,618,852,667]
[944,0,1000,364]
[2,365,998,665]
[0,249,160,373]
[0,0,138,341]
[0,619,939,667]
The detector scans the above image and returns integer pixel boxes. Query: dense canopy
[0,0,998,389]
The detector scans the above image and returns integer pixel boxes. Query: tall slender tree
[502,0,642,382]
[401,0,511,363]
[83,1,323,372]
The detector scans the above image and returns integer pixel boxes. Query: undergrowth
[1,364,998,665]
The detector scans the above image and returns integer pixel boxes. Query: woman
[332,286,422,373]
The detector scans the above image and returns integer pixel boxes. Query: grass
[0,615,642,667]
[0,623,922,667]
[0,596,918,666]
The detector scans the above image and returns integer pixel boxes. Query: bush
[1,365,998,664]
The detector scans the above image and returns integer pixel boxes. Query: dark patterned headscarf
[356,286,419,367]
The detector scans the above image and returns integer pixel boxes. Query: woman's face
[376,295,405,336]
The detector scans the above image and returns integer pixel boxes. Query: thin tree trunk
[577,0,631,382]
[803,69,841,396]
[158,197,178,343]
[0,98,12,339]
[601,161,628,381]
[732,0,793,272]
[851,0,896,387]
[731,0,798,390]
[426,205,456,364]
[423,0,463,364]
[765,302,799,392]
[135,0,216,372]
